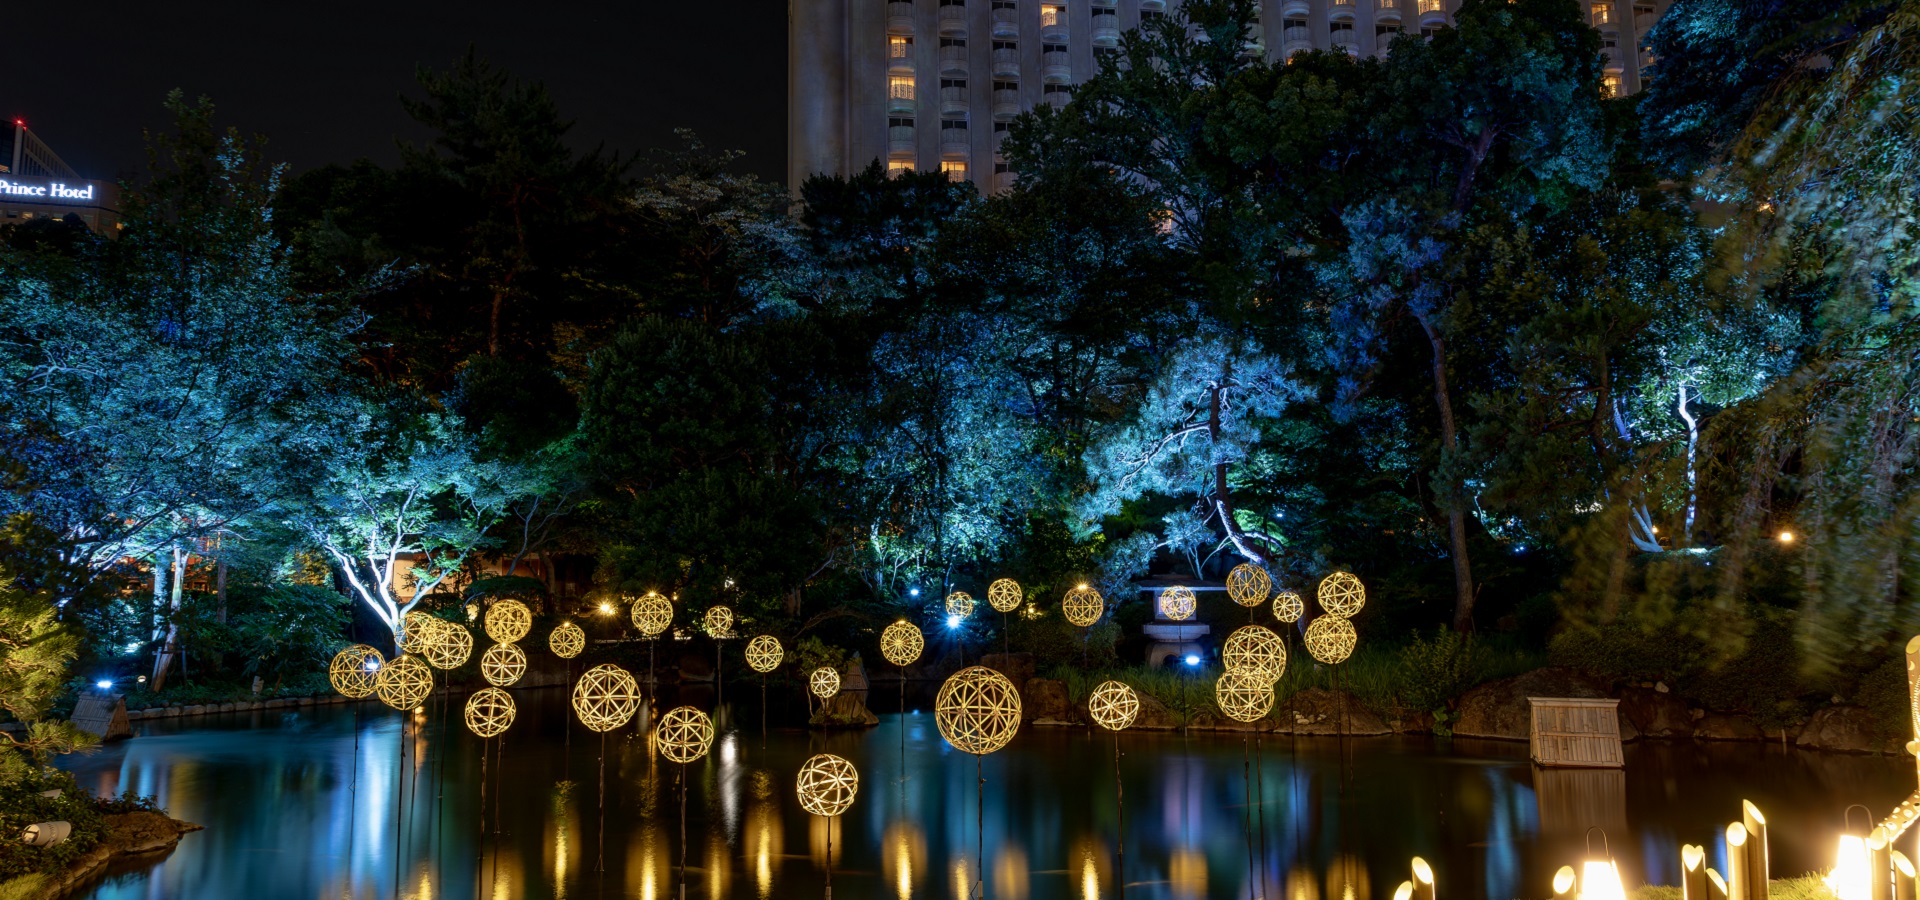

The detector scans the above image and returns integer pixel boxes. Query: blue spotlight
[946,615,961,629]
[95,680,112,690]
[1184,654,1200,667]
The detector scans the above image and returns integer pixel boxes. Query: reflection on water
[57,686,1916,900]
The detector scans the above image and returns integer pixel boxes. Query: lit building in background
[789,0,1668,194]
[0,118,120,233]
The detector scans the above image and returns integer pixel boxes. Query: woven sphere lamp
[1318,571,1366,619]
[811,666,842,700]
[1272,590,1305,624]
[1158,586,1197,622]
[796,753,860,817]
[328,644,385,699]
[986,578,1022,613]
[1063,584,1104,627]
[704,606,734,638]
[1304,615,1358,665]
[935,666,1023,755]
[549,621,586,659]
[655,706,715,764]
[1087,680,1140,732]
[484,599,533,644]
[945,591,974,619]
[572,663,641,732]
[630,593,673,637]
[1222,625,1287,686]
[480,642,527,687]
[400,611,443,655]
[745,635,784,673]
[464,686,516,738]
[375,655,434,710]
[880,621,924,667]
[423,621,473,670]
[1214,670,1276,723]
[1227,564,1273,608]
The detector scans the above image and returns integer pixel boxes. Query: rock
[1796,706,1887,754]
[1695,713,1764,742]
[978,653,1036,696]
[1274,688,1388,736]
[218,703,236,713]
[1453,668,1609,741]
[1389,709,1434,735]
[1617,686,1693,738]
[810,692,879,729]
[19,811,201,900]
[843,657,871,692]
[1123,690,1181,731]
[1023,677,1072,724]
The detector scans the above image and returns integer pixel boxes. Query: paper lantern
[881,621,924,667]
[400,611,443,654]
[328,644,385,699]
[572,663,641,732]
[1214,670,1275,723]
[1158,586,1196,622]
[745,635,783,673]
[1272,590,1304,624]
[796,753,860,817]
[811,667,842,699]
[484,599,533,643]
[375,655,434,710]
[1063,584,1104,627]
[1304,615,1357,665]
[1087,680,1140,731]
[1227,564,1272,607]
[549,621,585,659]
[945,591,974,618]
[464,686,516,738]
[987,578,1022,613]
[1317,571,1365,618]
[655,706,715,764]
[704,606,734,638]
[1223,625,1287,686]
[935,666,1022,755]
[422,621,473,670]
[630,593,673,637]
[480,642,527,687]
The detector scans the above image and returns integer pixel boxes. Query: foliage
[0,768,158,881]
[1394,627,1493,717]
[228,584,350,684]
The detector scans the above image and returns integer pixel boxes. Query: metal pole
[1114,729,1126,900]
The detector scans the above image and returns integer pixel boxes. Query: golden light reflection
[747,776,784,899]
[545,785,579,900]
[625,824,666,900]
[1070,837,1111,900]
[953,858,974,900]
[994,843,1031,900]
[707,833,731,900]
[1171,847,1208,900]
[1288,865,1324,900]
[809,814,844,869]
[1327,853,1371,900]
[417,868,435,900]
[488,840,524,900]
[882,820,928,900]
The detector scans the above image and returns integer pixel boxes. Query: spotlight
[95,680,111,690]
[1778,530,1795,543]
[599,602,613,614]
[1184,654,1200,667]
[946,615,961,629]
[910,588,920,597]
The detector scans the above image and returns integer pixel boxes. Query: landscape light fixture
[95,680,111,690]
[1184,654,1200,666]
[1829,806,1874,900]
[1579,828,1627,900]
[947,615,961,629]
[1779,530,1795,543]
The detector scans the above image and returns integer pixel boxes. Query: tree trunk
[148,554,167,691]
[215,556,228,625]
[1417,317,1477,632]
[151,546,188,692]
[1207,368,1274,569]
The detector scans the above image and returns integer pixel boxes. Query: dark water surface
[56,684,1916,900]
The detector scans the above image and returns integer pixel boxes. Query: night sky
[8,1,789,183]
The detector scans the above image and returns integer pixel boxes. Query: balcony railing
[889,125,916,155]
[889,1,916,33]
[1042,89,1069,110]
[889,93,918,115]
[939,44,969,76]
[939,4,968,36]
[1040,7,1068,41]
[992,46,1020,77]
[1283,25,1311,43]
[991,5,1019,37]
[1092,12,1120,46]
[992,88,1022,119]
[1043,49,1071,82]
[941,130,971,154]
[889,49,915,74]
[941,85,970,116]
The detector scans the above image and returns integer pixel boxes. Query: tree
[0,518,92,761]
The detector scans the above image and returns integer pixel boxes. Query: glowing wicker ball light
[1223,625,1288,686]
[400,611,443,655]
[881,622,924,667]
[549,621,585,659]
[630,593,673,637]
[704,606,734,638]
[1272,590,1305,624]
[375,655,435,710]
[572,663,641,732]
[811,667,842,700]
[745,635,784,673]
[484,599,533,644]
[1158,586,1197,622]
[1214,670,1276,723]
[945,591,974,619]
[655,706,715,764]
[1227,564,1273,608]
[935,666,1023,755]
[796,753,860,817]
[480,643,527,687]
[1087,680,1140,732]
[1063,584,1105,627]
[464,686,516,738]
[422,621,473,670]
[1318,571,1366,619]
[1304,615,1358,665]
[329,644,385,699]
[987,578,1022,613]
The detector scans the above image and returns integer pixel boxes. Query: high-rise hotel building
[789,0,1667,193]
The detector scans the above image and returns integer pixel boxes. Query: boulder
[1695,713,1764,742]
[1023,677,1072,725]
[1117,690,1181,731]
[1796,706,1887,754]
[843,656,872,692]
[1274,688,1388,736]
[1617,686,1693,738]
[1453,668,1609,741]
[978,653,1036,696]
[810,692,880,729]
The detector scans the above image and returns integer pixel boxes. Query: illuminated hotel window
[1591,2,1613,24]
[1379,0,1398,8]
[1418,0,1445,12]
[1040,4,1063,25]
[889,158,916,174]
[1602,74,1621,97]
[890,35,913,58]
[941,159,969,180]
[890,75,916,99]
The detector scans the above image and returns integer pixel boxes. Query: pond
[56,682,1917,900]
